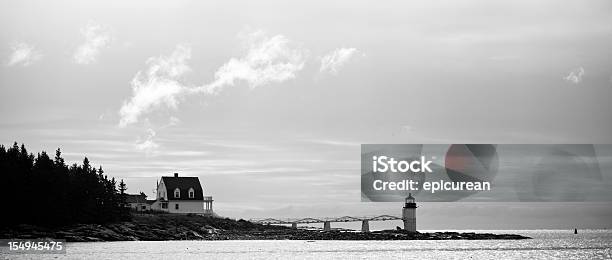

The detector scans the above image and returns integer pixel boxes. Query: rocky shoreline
[211,229,530,241]
[1,214,530,242]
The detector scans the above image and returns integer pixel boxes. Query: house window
[174,188,180,198]
[161,202,168,209]
[188,188,195,198]
[141,206,146,210]
[175,204,179,210]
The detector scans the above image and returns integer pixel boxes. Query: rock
[64,236,86,242]
[0,214,531,241]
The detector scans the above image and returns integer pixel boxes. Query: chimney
[174,173,179,177]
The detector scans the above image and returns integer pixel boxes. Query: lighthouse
[402,193,417,232]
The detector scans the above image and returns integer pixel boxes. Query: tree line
[0,142,130,227]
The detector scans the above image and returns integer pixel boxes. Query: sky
[1,0,612,229]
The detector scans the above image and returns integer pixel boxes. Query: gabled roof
[161,176,204,200]
[125,194,147,204]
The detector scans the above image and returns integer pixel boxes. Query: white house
[151,173,213,214]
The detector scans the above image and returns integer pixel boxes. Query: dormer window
[188,188,195,198]
[174,188,180,198]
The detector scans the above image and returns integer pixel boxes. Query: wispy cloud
[6,42,42,67]
[119,29,307,127]
[197,29,308,94]
[319,48,360,75]
[564,67,585,84]
[73,21,112,65]
[135,128,159,154]
[119,45,192,127]
[167,116,181,127]
[305,139,361,147]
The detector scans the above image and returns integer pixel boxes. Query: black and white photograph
[1,0,611,259]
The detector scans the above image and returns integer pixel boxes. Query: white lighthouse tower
[402,193,417,232]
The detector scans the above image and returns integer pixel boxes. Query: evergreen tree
[119,179,127,194]
[0,142,130,227]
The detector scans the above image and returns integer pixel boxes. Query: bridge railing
[249,215,403,224]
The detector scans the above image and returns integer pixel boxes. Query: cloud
[167,116,181,127]
[119,45,192,127]
[73,21,112,64]
[319,48,359,75]
[119,29,307,127]
[402,125,413,132]
[135,128,159,153]
[6,42,42,67]
[564,67,585,84]
[306,139,361,147]
[196,29,308,94]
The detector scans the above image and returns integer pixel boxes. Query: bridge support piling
[291,223,297,229]
[323,221,331,231]
[361,220,370,232]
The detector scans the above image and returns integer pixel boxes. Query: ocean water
[2,230,611,259]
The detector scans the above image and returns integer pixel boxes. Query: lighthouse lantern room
[402,193,417,232]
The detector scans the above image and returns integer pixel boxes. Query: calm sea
[2,230,611,259]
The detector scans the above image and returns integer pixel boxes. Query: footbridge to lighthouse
[250,194,419,232]
[249,215,403,232]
